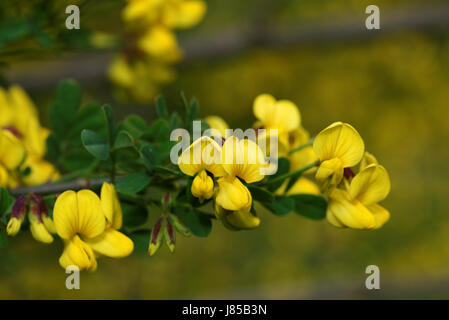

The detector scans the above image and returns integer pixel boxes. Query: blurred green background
[1,0,449,299]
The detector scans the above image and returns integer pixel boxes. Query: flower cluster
[109,0,207,102]
[0,85,59,188]
[186,93,392,230]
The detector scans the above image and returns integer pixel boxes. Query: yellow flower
[160,0,206,29]
[204,116,229,137]
[313,122,365,188]
[6,195,27,236]
[178,136,226,177]
[28,194,54,244]
[178,136,225,201]
[215,176,252,212]
[191,170,214,202]
[123,0,206,30]
[253,94,301,150]
[21,155,60,186]
[221,136,267,184]
[138,26,182,62]
[54,189,133,272]
[327,164,391,230]
[0,129,25,172]
[214,137,267,229]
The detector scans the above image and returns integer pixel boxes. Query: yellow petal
[369,204,390,229]
[0,129,25,170]
[76,190,106,239]
[253,94,300,133]
[59,236,97,272]
[21,156,58,186]
[315,158,343,186]
[204,116,229,137]
[360,151,378,171]
[224,209,260,230]
[138,26,182,62]
[277,177,320,196]
[215,176,252,211]
[7,85,38,134]
[313,122,364,167]
[163,0,206,29]
[327,189,376,230]
[191,170,214,201]
[29,221,54,244]
[122,0,155,23]
[0,88,13,127]
[84,228,134,258]
[6,217,23,236]
[178,136,226,177]
[0,164,8,188]
[101,182,123,229]
[349,164,391,206]
[53,191,79,239]
[221,136,266,183]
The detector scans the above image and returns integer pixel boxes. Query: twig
[8,177,112,196]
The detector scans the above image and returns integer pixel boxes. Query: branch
[8,177,112,197]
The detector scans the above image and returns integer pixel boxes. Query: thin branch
[8,177,112,197]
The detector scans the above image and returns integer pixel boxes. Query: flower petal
[59,235,97,272]
[0,129,25,170]
[163,0,206,29]
[53,191,79,240]
[101,182,123,229]
[76,190,106,239]
[313,122,364,167]
[349,164,391,206]
[327,189,376,229]
[84,228,134,258]
[216,176,252,211]
[369,204,390,229]
[178,136,225,177]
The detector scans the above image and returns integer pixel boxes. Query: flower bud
[6,195,27,236]
[29,194,53,244]
[148,217,164,256]
[215,176,252,211]
[168,213,191,237]
[164,218,176,253]
[191,170,214,202]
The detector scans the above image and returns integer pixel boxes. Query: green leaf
[113,131,135,150]
[145,118,170,142]
[155,95,169,119]
[248,185,275,203]
[81,129,110,161]
[0,187,14,218]
[102,104,115,145]
[115,173,151,195]
[49,80,82,137]
[172,205,212,237]
[290,194,327,220]
[140,144,156,172]
[169,112,182,130]
[266,157,290,192]
[263,196,295,216]
[123,115,149,139]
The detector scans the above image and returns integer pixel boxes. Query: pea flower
[214,136,267,230]
[253,94,301,150]
[327,164,391,229]
[178,136,226,202]
[123,0,206,29]
[54,189,134,272]
[313,122,365,188]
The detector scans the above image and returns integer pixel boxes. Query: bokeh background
[1,0,449,299]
